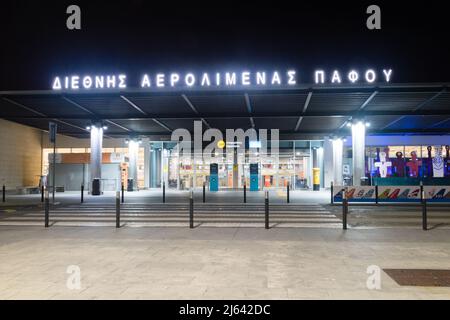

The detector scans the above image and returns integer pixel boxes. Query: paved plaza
[1,190,450,300]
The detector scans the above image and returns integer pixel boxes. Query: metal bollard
[330,181,334,204]
[41,185,44,203]
[375,185,379,204]
[189,190,194,228]
[203,182,206,203]
[244,183,247,203]
[81,184,84,203]
[420,181,424,202]
[265,190,269,229]
[342,188,348,230]
[287,182,290,203]
[44,190,49,228]
[121,183,124,203]
[163,182,166,203]
[116,191,121,228]
[421,190,427,231]
[2,185,5,202]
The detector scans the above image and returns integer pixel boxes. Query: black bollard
[287,182,290,203]
[41,185,44,203]
[44,190,49,228]
[81,184,84,203]
[202,182,206,203]
[375,185,379,204]
[342,188,348,230]
[330,181,334,204]
[244,183,247,203]
[420,181,424,202]
[265,190,269,229]
[116,191,121,228]
[163,182,166,203]
[121,183,124,203]
[422,190,427,231]
[189,190,194,228]
[2,185,5,203]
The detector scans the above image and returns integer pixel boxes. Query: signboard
[249,141,261,149]
[49,122,57,143]
[51,68,393,91]
[48,153,62,163]
[109,152,124,163]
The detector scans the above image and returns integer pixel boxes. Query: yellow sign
[217,140,225,149]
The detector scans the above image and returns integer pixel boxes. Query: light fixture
[125,138,129,144]
[346,122,352,127]
[102,125,108,130]
[365,121,371,127]
[86,126,91,130]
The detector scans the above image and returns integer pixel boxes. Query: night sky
[1,1,449,90]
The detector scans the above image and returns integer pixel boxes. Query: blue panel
[209,163,218,192]
[250,163,259,191]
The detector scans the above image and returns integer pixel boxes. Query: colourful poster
[333,186,376,202]
[377,186,421,202]
[424,186,450,202]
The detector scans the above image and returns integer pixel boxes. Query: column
[332,138,343,186]
[150,146,161,188]
[143,138,150,189]
[312,147,320,191]
[90,125,103,195]
[323,138,333,188]
[128,139,139,191]
[233,148,238,189]
[352,121,366,186]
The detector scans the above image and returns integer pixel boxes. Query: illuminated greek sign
[51,68,393,90]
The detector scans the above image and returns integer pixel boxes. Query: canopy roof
[1,83,449,139]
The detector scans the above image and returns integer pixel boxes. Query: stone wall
[0,119,43,188]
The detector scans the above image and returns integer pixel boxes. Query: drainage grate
[383,269,450,287]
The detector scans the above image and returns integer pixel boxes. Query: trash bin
[127,178,134,191]
[92,178,101,196]
[360,177,369,186]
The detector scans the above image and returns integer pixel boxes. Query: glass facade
[148,140,321,190]
[343,144,450,182]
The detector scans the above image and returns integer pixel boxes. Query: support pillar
[90,125,103,195]
[128,139,139,191]
[332,138,344,186]
[233,149,238,189]
[323,138,333,188]
[312,147,320,191]
[143,138,150,189]
[352,121,366,186]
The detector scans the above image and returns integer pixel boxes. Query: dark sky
[1,1,449,90]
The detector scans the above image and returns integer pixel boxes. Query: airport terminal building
[0,68,449,194]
